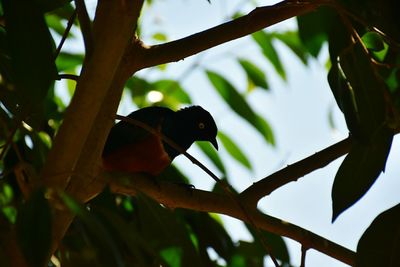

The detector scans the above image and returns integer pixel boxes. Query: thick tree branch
[240,137,352,208]
[109,172,356,266]
[41,0,143,188]
[130,0,324,71]
[43,1,144,260]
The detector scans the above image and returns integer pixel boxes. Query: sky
[57,1,400,266]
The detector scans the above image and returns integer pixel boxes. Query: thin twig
[57,74,79,81]
[54,11,77,60]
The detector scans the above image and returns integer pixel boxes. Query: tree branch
[130,0,324,71]
[240,137,352,208]
[108,172,356,266]
[41,0,143,188]
[75,0,94,58]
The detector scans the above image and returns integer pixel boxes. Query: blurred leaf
[160,246,182,267]
[246,225,290,265]
[197,141,226,176]
[206,70,274,145]
[132,195,204,267]
[362,32,385,52]
[252,31,286,80]
[272,31,309,65]
[238,59,268,90]
[16,189,52,267]
[45,14,68,36]
[60,192,125,267]
[218,131,251,171]
[56,52,83,72]
[152,79,192,107]
[332,127,393,221]
[356,204,400,267]
[152,32,167,42]
[183,211,234,262]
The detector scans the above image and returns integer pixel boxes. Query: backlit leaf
[218,131,252,170]
[252,31,286,80]
[238,59,268,90]
[206,70,274,145]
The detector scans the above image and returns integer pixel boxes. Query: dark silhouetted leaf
[206,70,274,145]
[246,225,290,264]
[297,7,333,57]
[252,31,286,80]
[332,127,393,221]
[356,204,400,267]
[218,131,252,170]
[132,195,203,267]
[60,192,125,267]
[238,59,268,90]
[16,189,52,267]
[182,211,234,263]
[3,0,57,116]
[339,43,387,141]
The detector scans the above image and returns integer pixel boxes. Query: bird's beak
[210,138,218,150]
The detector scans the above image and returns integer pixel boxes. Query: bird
[102,106,218,175]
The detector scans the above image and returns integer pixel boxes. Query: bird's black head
[162,106,218,159]
[177,106,218,150]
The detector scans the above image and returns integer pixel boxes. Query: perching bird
[102,106,218,175]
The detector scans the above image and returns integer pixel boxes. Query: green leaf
[152,79,192,107]
[362,32,385,52]
[272,31,309,65]
[206,70,274,145]
[152,32,167,42]
[331,127,393,221]
[16,189,52,267]
[356,204,400,266]
[160,246,182,267]
[56,52,83,72]
[197,142,227,175]
[252,31,286,80]
[238,59,268,90]
[218,131,251,170]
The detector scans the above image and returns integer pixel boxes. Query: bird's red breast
[102,133,171,176]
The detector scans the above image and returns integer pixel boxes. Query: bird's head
[177,106,218,150]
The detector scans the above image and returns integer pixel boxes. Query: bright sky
[56,1,400,266]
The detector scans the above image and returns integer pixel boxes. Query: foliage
[0,0,399,266]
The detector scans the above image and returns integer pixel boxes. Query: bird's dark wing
[102,106,173,157]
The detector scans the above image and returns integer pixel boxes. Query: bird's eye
[198,122,205,129]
